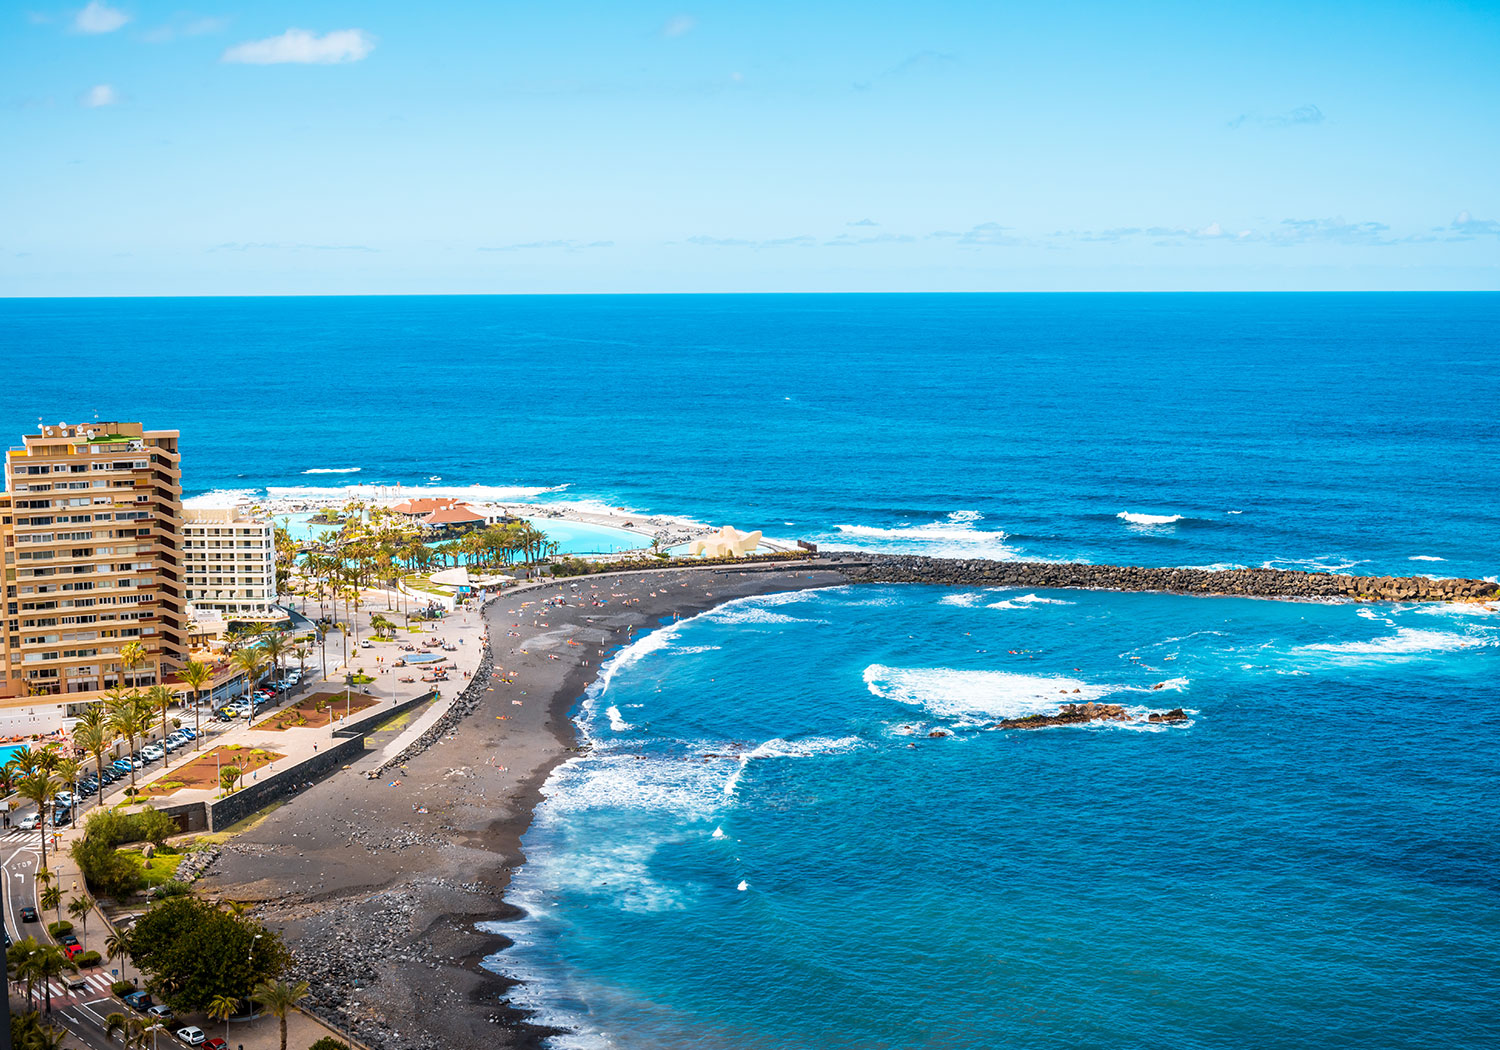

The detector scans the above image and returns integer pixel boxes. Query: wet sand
[199,562,847,1050]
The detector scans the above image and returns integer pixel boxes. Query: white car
[16,813,40,831]
[176,1026,205,1046]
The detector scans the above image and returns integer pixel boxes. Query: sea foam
[1117,511,1186,526]
[863,664,1112,721]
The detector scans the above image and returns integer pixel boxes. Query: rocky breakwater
[999,702,1189,730]
[833,555,1499,602]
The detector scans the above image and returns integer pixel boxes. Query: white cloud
[222,28,375,65]
[662,14,696,37]
[73,1,129,34]
[80,83,119,107]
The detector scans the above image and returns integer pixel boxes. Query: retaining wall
[206,690,439,830]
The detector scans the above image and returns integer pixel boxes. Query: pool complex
[279,512,650,555]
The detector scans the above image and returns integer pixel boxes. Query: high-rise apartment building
[0,421,186,725]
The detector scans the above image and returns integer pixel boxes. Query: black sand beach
[199,562,848,1050]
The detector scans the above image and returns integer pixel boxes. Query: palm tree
[41,883,62,923]
[144,685,176,769]
[292,646,309,682]
[105,691,144,794]
[55,757,80,827]
[131,699,155,788]
[106,1011,152,1049]
[32,943,76,1014]
[251,978,310,1050]
[67,896,92,947]
[28,1020,69,1050]
[259,632,290,705]
[117,639,147,689]
[207,993,240,1043]
[74,702,113,788]
[230,648,267,728]
[176,660,213,751]
[104,928,132,983]
[10,933,45,1010]
[17,769,60,869]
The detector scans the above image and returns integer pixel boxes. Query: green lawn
[139,850,185,888]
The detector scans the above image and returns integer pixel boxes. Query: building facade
[183,506,278,625]
[0,421,186,730]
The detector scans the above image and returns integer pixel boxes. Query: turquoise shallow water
[485,585,1500,1050]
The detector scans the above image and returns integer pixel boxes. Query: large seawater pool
[484,584,1500,1050]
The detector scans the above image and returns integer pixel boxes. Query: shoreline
[195,553,1496,1050]
[198,562,851,1050]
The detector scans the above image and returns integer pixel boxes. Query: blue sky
[3,0,1499,294]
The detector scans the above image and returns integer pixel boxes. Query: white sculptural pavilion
[688,525,763,558]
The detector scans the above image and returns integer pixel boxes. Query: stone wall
[207,735,367,831]
[831,555,1498,602]
[206,690,440,830]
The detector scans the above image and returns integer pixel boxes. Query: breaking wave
[826,510,1019,559]
[1117,511,1187,526]
[863,664,1114,722]
[302,467,361,474]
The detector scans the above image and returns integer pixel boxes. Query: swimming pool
[0,744,27,766]
[403,652,443,664]
[530,519,650,555]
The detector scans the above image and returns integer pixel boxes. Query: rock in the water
[999,702,1132,730]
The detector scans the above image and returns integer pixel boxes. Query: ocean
[490,585,1500,1050]
[3,293,1498,1048]
[3,293,1497,578]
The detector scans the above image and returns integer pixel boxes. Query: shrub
[308,1039,351,1050]
[112,980,135,997]
[75,950,102,967]
[153,880,192,899]
[47,920,73,937]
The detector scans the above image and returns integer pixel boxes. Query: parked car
[63,943,83,960]
[147,1004,174,1023]
[203,1038,229,1050]
[53,807,70,825]
[180,727,198,740]
[60,934,79,947]
[176,1027,206,1046]
[17,814,39,831]
[18,907,38,923]
[122,990,153,1012]
[55,792,75,805]
[141,745,164,761]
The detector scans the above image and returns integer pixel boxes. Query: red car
[203,1040,229,1050]
[62,943,83,960]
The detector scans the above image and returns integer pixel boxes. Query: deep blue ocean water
[3,294,1497,1048]
[2,294,1497,577]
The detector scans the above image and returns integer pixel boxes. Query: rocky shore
[832,554,1499,602]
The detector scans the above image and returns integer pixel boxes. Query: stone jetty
[831,554,1498,602]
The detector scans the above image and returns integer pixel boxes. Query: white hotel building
[182,507,279,630]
